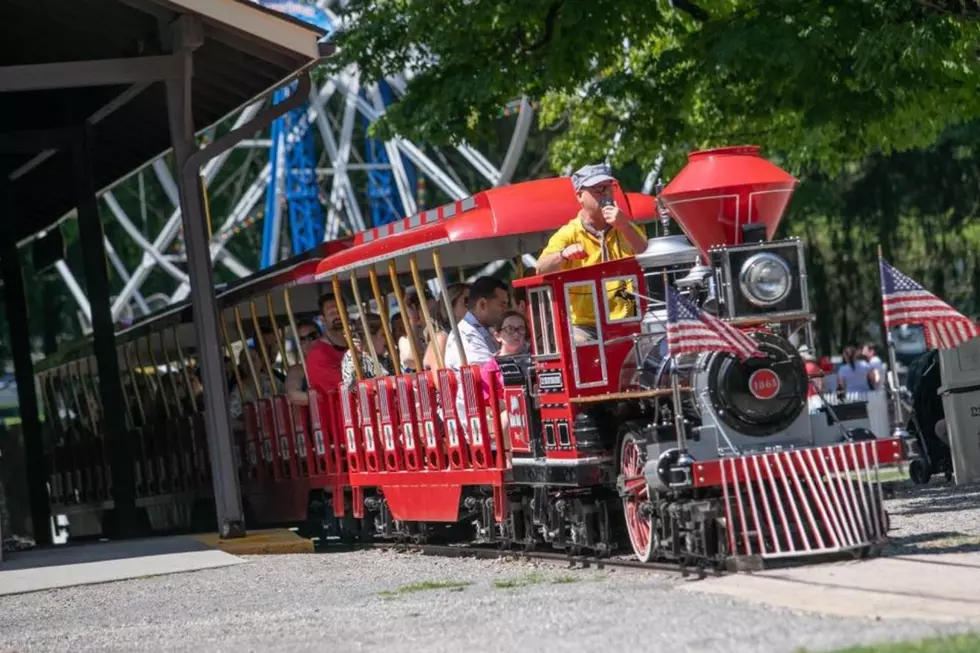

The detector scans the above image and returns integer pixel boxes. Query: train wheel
[620,432,654,562]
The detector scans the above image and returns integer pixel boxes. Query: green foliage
[782,120,980,353]
[801,632,980,653]
[329,0,980,175]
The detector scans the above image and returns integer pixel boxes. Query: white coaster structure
[52,0,537,333]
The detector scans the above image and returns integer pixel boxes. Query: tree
[781,120,980,354]
[329,0,980,176]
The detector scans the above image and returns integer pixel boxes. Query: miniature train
[34,146,918,570]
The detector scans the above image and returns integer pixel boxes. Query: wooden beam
[0,56,177,93]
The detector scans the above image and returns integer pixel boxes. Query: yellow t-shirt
[540,217,646,327]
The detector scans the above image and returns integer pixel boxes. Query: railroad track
[320,540,724,579]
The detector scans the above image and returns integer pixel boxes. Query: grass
[840,465,907,484]
[493,572,583,589]
[377,572,589,598]
[801,633,980,653]
[377,579,473,599]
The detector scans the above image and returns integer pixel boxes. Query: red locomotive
[35,146,917,571]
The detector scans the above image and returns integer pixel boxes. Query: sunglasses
[300,332,318,343]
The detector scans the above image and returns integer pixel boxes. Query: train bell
[675,256,713,289]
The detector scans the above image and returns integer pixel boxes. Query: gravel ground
[2,480,979,653]
[0,547,975,653]
[883,477,980,555]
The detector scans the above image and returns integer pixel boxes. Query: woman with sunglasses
[479,310,529,459]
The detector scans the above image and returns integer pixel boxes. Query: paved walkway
[0,529,311,597]
[680,550,980,623]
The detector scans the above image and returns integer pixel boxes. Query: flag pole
[878,246,908,439]
[663,270,688,455]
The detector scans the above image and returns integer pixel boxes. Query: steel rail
[321,541,722,579]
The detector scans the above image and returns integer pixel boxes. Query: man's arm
[620,221,649,254]
[536,227,573,274]
[602,205,648,255]
[535,251,565,274]
[285,365,309,406]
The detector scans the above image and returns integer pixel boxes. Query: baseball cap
[572,163,616,192]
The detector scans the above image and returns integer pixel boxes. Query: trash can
[938,337,980,485]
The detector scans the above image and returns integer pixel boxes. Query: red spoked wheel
[620,432,654,562]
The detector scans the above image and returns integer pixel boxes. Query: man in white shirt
[443,276,511,425]
[444,276,510,370]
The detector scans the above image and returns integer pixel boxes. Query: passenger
[479,310,529,403]
[285,319,320,406]
[479,310,529,460]
[305,292,349,396]
[189,369,204,412]
[423,282,471,371]
[341,313,395,391]
[512,285,527,316]
[229,346,274,430]
[389,310,408,370]
[443,276,510,372]
[397,288,431,373]
[442,276,509,430]
[535,163,648,343]
[256,329,285,383]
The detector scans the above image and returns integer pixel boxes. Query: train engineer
[535,163,648,343]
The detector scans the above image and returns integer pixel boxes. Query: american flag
[666,287,764,360]
[879,259,979,350]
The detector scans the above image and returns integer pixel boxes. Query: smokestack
[659,146,798,258]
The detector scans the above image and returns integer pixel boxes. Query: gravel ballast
[0,547,975,653]
[883,480,980,555]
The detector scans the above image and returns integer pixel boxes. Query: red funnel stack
[659,146,798,258]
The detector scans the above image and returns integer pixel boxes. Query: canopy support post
[0,214,52,545]
[164,17,245,539]
[72,123,138,537]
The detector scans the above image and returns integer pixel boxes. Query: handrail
[568,387,691,405]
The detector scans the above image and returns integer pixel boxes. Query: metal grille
[720,441,885,559]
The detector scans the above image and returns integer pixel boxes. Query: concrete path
[0,537,241,596]
[0,529,311,597]
[680,551,980,623]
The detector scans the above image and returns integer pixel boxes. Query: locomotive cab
[510,254,656,484]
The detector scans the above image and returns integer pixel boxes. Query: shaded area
[0,536,211,572]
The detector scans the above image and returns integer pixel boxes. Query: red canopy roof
[314,177,658,279]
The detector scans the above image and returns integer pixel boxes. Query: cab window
[528,287,557,357]
[603,275,640,324]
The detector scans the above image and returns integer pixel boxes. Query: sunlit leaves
[327,0,980,175]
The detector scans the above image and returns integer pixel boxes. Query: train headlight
[738,253,791,306]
